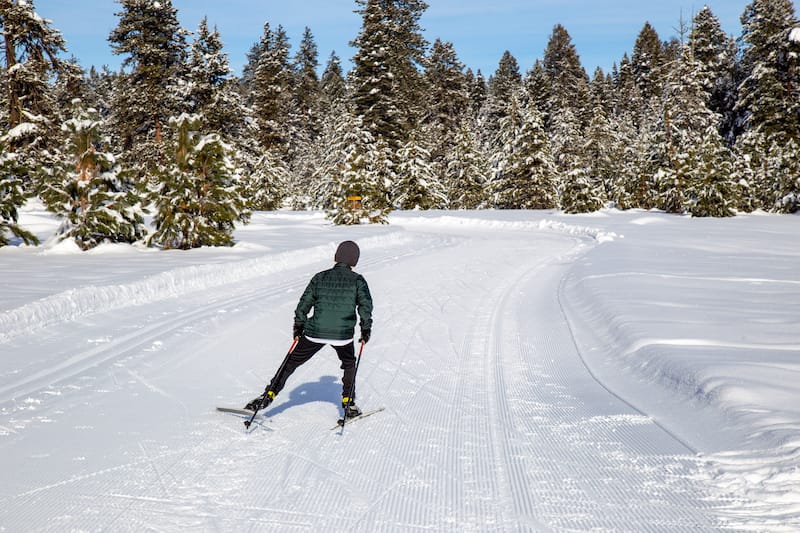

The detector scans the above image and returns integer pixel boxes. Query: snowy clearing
[1,203,799,531]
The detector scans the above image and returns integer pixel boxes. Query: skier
[245,240,373,418]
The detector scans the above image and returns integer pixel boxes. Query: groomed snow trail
[0,224,729,531]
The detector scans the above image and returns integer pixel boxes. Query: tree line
[1,0,798,250]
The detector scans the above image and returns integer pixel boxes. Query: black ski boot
[245,390,275,411]
[342,397,362,418]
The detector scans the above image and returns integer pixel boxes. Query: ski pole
[245,337,299,429]
[340,340,365,428]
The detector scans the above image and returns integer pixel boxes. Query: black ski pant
[268,336,357,399]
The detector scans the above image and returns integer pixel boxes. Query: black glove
[293,322,304,338]
[359,329,371,344]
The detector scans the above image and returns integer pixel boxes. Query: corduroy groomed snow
[335,241,360,267]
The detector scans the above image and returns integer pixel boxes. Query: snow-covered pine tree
[320,52,346,108]
[688,124,736,217]
[286,27,323,202]
[481,51,522,147]
[320,110,391,224]
[292,26,321,139]
[689,6,739,142]
[631,22,665,102]
[85,66,117,125]
[655,49,736,216]
[424,39,470,133]
[350,0,428,151]
[466,68,487,118]
[237,142,288,211]
[1,0,64,129]
[394,130,446,210]
[1,0,65,186]
[148,114,250,249]
[108,0,188,155]
[583,68,620,206]
[611,53,645,127]
[523,60,551,118]
[542,24,591,129]
[52,59,90,122]
[444,120,490,209]
[541,25,594,210]
[185,17,245,139]
[0,132,37,245]
[246,22,292,154]
[41,103,146,250]
[735,0,800,212]
[616,104,659,210]
[490,92,557,209]
[561,166,604,214]
[423,38,470,188]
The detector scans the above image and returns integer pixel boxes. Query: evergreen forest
[1,0,799,249]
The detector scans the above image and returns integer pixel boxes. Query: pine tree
[655,49,736,215]
[490,93,557,209]
[688,125,736,217]
[445,121,489,209]
[561,167,604,213]
[148,114,249,249]
[0,131,37,245]
[286,27,322,195]
[423,38,470,189]
[689,6,739,141]
[736,0,800,212]
[541,24,591,128]
[40,103,146,249]
[246,22,292,153]
[394,131,446,210]
[631,22,665,102]
[350,0,428,150]
[424,39,469,132]
[320,110,391,224]
[185,18,244,138]
[1,0,65,131]
[523,60,551,117]
[482,51,522,145]
[292,27,321,132]
[584,69,621,203]
[238,143,288,211]
[1,0,65,187]
[320,51,346,107]
[108,0,187,150]
[466,68,487,118]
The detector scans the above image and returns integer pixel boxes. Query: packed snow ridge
[0,232,414,344]
[397,214,619,243]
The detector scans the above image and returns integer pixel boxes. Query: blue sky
[35,0,797,77]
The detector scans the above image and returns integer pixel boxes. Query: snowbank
[395,214,619,243]
[0,232,413,344]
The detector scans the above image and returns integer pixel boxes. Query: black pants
[268,336,357,399]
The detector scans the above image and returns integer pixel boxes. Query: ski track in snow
[0,212,794,531]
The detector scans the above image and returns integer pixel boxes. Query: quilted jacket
[294,262,373,340]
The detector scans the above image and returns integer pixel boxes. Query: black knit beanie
[335,240,360,267]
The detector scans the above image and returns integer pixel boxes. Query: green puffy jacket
[294,262,373,341]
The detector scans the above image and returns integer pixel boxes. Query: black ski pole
[339,340,365,429]
[245,337,299,430]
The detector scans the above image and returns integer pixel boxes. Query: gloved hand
[293,322,304,338]
[359,329,371,344]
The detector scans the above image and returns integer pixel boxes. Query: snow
[790,27,800,43]
[1,202,799,531]
[3,121,39,140]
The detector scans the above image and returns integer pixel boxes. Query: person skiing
[245,240,373,418]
